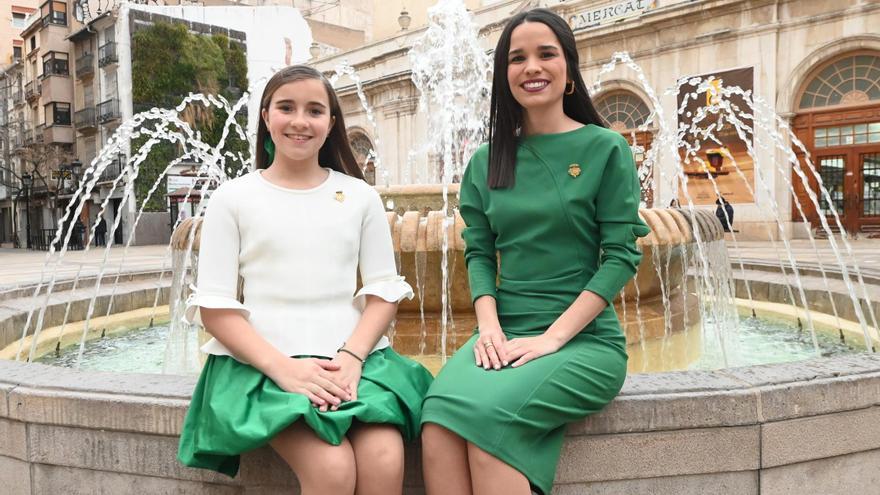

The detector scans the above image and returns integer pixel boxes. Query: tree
[18,142,75,228]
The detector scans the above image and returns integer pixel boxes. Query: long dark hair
[255,65,364,180]
[487,8,606,188]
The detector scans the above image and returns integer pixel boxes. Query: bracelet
[337,346,365,364]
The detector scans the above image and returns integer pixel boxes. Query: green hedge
[131,22,250,212]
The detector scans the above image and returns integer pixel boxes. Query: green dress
[421,125,650,494]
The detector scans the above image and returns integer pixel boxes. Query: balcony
[43,125,74,144]
[23,127,36,145]
[98,42,117,68]
[74,107,97,132]
[42,58,69,77]
[12,133,25,150]
[40,0,67,27]
[75,53,94,79]
[40,75,73,103]
[25,80,41,101]
[95,155,123,183]
[97,98,120,124]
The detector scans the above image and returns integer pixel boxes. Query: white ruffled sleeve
[352,191,414,311]
[184,183,251,326]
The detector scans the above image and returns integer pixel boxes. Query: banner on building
[569,0,656,31]
[676,66,756,206]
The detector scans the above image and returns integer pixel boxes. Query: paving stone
[760,449,880,495]
[0,417,27,460]
[0,455,31,495]
[570,389,759,434]
[762,406,880,468]
[27,423,235,484]
[555,426,760,483]
[553,471,759,495]
[31,463,240,495]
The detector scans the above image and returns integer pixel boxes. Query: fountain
[1,0,879,493]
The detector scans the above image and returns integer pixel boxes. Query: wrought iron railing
[75,53,94,78]
[98,42,117,67]
[97,98,120,123]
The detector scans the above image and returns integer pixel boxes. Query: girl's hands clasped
[474,325,509,370]
[325,350,364,411]
[268,357,351,410]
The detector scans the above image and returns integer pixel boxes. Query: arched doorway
[595,90,655,205]
[348,130,376,185]
[792,52,880,236]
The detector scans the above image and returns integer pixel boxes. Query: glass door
[858,152,880,233]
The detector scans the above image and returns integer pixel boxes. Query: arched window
[595,91,652,132]
[348,131,375,185]
[798,54,880,110]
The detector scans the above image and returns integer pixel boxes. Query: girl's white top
[184,168,413,359]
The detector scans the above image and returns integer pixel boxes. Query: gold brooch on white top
[568,164,582,178]
[335,190,345,202]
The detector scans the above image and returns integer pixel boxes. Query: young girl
[420,9,649,495]
[178,65,433,495]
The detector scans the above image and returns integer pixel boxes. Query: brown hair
[255,65,364,180]
[487,8,606,188]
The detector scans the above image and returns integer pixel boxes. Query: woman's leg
[347,423,405,495]
[422,423,473,495]
[270,422,357,495]
[467,442,531,495]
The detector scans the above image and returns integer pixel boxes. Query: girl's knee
[306,448,357,492]
[353,429,404,477]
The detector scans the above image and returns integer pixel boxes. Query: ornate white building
[315,0,880,239]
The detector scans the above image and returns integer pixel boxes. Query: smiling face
[506,21,569,112]
[260,78,335,165]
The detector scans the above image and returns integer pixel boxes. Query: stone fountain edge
[1,352,879,493]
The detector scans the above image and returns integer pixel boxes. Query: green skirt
[178,348,433,477]
[421,332,627,495]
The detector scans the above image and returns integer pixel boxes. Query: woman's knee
[421,423,464,460]
[466,442,501,470]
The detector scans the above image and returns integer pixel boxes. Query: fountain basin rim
[3,352,879,433]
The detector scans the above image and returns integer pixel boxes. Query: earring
[565,80,575,95]
[263,136,275,166]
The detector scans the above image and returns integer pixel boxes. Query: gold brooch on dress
[335,190,345,202]
[568,164,582,178]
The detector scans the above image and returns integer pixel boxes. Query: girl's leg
[348,423,405,495]
[421,423,473,495]
[467,442,531,495]
[270,422,357,495]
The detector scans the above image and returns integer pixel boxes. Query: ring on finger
[484,342,495,349]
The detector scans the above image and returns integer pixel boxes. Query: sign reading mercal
[569,0,656,31]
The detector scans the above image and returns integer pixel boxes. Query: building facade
[1,0,39,67]
[315,0,880,239]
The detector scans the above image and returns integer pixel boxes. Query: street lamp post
[21,173,32,249]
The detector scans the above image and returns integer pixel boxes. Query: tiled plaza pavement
[0,245,172,294]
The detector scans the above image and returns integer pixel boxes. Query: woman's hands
[502,334,564,368]
[476,330,565,370]
[266,357,351,410]
[474,325,509,370]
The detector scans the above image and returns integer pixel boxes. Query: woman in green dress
[420,9,650,495]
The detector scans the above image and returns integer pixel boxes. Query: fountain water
[2,4,879,493]
[5,1,878,376]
